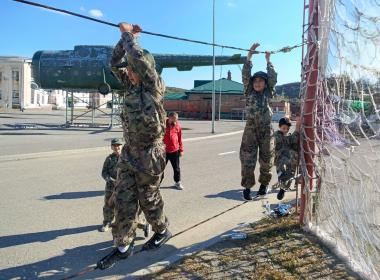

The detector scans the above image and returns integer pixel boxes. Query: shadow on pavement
[159,185,178,190]
[0,225,99,249]
[205,189,244,201]
[0,240,113,280]
[43,191,104,200]
[0,132,50,136]
[0,240,178,280]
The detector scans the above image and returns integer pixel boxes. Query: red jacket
[163,120,183,153]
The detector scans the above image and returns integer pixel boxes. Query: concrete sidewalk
[72,191,296,279]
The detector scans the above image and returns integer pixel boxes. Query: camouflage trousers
[103,182,147,229]
[275,150,299,183]
[112,157,168,247]
[103,182,115,224]
[240,117,274,188]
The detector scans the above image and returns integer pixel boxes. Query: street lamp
[211,0,216,133]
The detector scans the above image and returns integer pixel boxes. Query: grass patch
[149,214,359,280]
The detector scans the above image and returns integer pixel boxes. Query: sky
[1,0,304,89]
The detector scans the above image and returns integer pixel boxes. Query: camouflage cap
[279,117,292,127]
[251,71,268,82]
[111,138,123,145]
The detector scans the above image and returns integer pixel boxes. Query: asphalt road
[0,111,245,156]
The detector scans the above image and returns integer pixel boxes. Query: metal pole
[110,91,114,128]
[65,91,68,126]
[211,0,216,133]
[91,104,95,127]
[71,91,74,124]
[218,89,222,120]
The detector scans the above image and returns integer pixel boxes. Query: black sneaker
[277,188,285,200]
[257,184,268,196]
[243,188,252,200]
[142,229,172,251]
[97,241,134,270]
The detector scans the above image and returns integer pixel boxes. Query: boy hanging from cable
[273,117,301,200]
[240,43,277,200]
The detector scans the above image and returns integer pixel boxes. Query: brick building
[165,71,291,120]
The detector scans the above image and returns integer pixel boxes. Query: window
[12,71,19,81]
[12,90,20,98]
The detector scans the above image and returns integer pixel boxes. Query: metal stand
[110,91,114,128]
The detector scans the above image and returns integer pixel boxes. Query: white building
[0,56,113,110]
[0,56,50,109]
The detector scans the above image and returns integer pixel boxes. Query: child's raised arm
[265,52,278,95]
[242,43,260,96]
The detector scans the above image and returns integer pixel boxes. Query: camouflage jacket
[274,130,299,163]
[110,32,166,176]
[242,61,277,118]
[101,153,119,182]
[110,32,166,146]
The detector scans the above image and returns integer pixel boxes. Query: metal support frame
[62,90,119,128]
[300,0,318,223]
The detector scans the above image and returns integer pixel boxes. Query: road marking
[218,151,237,156]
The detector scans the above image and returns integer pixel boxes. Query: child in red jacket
[163,112,184,190]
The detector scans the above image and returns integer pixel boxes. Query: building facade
[165,74,292,120]
[0,56,113,110]
[0,56,50,109]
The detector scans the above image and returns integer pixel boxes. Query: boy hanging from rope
[97,22,171,270]
[273,117,300,200]
[240,43,277,200]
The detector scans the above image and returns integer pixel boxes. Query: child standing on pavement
[99,138,150,237]
[163,112,184,190]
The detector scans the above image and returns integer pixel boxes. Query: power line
[12,0,306,54]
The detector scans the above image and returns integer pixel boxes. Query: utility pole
[211,0,216,133]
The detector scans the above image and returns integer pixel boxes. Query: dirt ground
[148,214,360,280]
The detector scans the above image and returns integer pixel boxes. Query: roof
[186,78,243,95]
[164,92,188,100]
[0,56,31,63]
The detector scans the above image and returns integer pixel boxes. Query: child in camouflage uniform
[97,22,171,270]
[274,117,300,200]
[240,43,277,200]
[99,138,150,237]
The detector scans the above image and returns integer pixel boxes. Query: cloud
[80,6,86,12]
[89,9,103,18]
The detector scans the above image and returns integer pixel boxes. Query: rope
[61,265,97,280]
[12,0,305,54]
